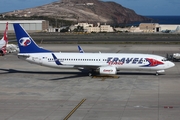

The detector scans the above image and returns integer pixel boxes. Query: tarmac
[0,44,180,120]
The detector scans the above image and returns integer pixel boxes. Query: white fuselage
[18,52,174,72]
[0,39,6,49]
[13,23,175,75]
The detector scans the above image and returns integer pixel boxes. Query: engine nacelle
[99,66,117,75]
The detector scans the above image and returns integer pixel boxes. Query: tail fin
[3,22,8,43]
[78,45,84,53]
[13,23,51,53]
[1,22,8,43]
[0,22,8,55]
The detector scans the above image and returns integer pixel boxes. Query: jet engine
[99,66,117,75]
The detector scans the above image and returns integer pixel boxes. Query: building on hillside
[100,24,114,32]
[86,3,94,6]
[71,22,114,33]
[114,27,129,32]
[85,26,100,33]
[114,26,143,33]
[129,26,143,33]
[0,20,49,33]
[74,23,93,28]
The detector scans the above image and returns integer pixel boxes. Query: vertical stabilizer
[2,22,8,43]
[0,22,8,55]
[13,23,51,53]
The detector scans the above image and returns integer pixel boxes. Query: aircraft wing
[74,65,101,70]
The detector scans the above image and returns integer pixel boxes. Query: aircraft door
[32,56,42,64]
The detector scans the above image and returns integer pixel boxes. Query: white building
[139,23,161,33]
[160,25,180,32]
[74,23,114,33]
[86,3,94,6]
[71,22,114,33]
[139,23,180,33]
[0,20,49,33]
[74,23,93,28]
[86,27,100,33]
[100,24,114,32]
[129,26,143,33]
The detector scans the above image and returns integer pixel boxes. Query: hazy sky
[0,0,180,15]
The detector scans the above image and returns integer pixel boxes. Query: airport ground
[0,44,180,120]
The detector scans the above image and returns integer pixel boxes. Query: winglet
[13,23,51,53]
[78,45,84,53]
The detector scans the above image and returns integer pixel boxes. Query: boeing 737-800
[13,23,175,76]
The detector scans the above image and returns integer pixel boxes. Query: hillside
[4,0,149,24]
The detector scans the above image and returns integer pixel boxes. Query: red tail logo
[1,46,7,54]
[3,22,8,44]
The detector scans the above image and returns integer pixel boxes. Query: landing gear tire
[155,72,159,76]
[156,70,165,76]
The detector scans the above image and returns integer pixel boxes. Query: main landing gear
[155,70,165,76]
[156,72,159,76]
[89,69,98,76]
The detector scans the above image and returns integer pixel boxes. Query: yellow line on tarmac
[63,99,86,120]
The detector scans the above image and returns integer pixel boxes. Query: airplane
[0,22,19,56]
[13,23,175,76]
[0,22,8,56]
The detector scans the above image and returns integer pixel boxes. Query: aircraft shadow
[117,72,157,75]
[0,69,158,76]
[0,69,159,81]
[0,68,88,80]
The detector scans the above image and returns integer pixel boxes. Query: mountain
[4,0,149,24]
